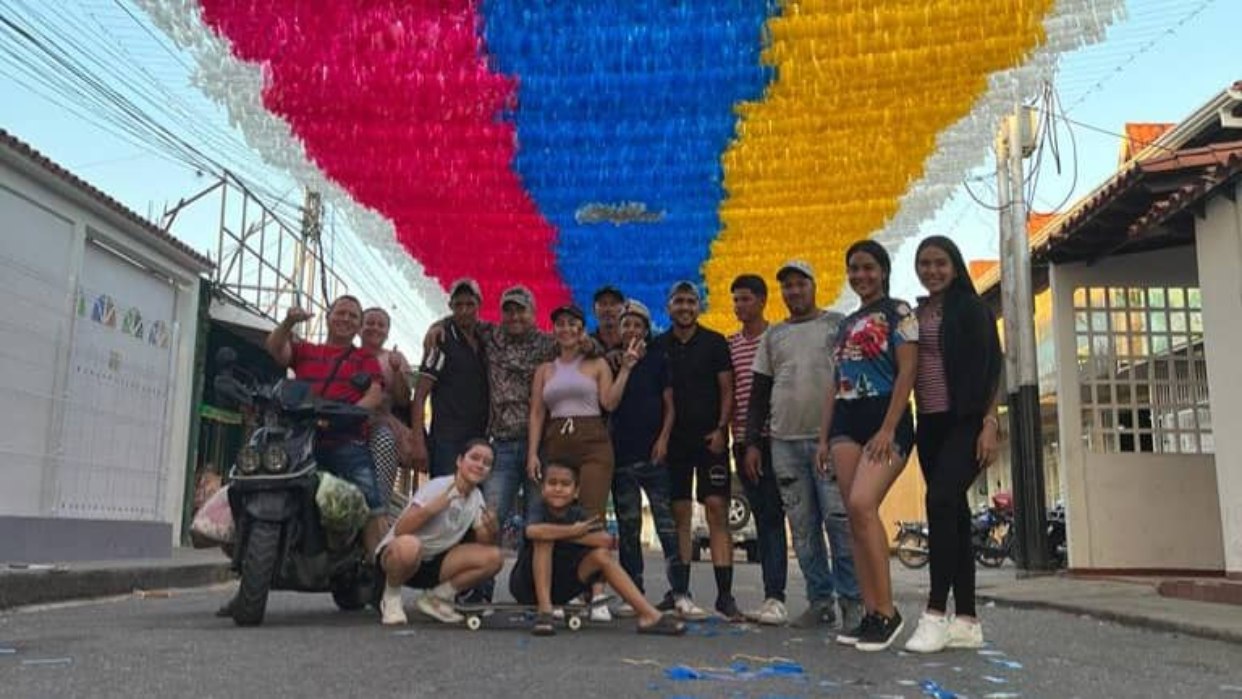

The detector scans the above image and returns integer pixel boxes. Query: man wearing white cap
[608,299,681,616]
[742,260,863,632]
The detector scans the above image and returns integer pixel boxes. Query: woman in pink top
[903,236,1003,654]
[528,304,638,519]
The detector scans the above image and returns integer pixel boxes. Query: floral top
[833,297,918,401]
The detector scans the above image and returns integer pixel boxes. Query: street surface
[2,560,1240,698]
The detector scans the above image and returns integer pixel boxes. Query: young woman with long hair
[903,235,1003,653]
[817,240,918,652]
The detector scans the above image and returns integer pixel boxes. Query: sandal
[637,612,686,636]
[532,612,556,636]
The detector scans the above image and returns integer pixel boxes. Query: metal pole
[1005,104,1052,571]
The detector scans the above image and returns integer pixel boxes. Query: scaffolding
[160,171,347,342]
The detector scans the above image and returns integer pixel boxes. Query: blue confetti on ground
[989,659,1024,670]
[919,680,959,699]
[664,661,806,683]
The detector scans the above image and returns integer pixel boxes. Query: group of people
[263,234,1003,652]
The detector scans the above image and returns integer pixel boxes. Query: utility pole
[298,189,324,340]
[997,103,1052,572]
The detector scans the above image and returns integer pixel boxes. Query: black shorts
[378,546,448,590]
[509,542,601,606]
[828,396,915,459]
[667,440,731,503]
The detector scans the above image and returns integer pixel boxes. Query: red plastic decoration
[198,0,571,318]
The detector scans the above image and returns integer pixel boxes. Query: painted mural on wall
[78,287,171,350]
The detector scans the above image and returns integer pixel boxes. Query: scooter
[214,348,377,626]
[972,492,1014,568]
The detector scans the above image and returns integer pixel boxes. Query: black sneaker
[855,609,905,652]
[715,595,743,622]
[656,591,677,613]
[835,611,877,646]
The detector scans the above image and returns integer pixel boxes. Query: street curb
[0,562,234,611]
[976,593,1242,645]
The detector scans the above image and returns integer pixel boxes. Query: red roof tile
[968,260,998,285]
[1119,122,1175,164]
[0,129,214,270]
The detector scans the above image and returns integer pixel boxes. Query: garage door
[54,239,179,522]
[0,186,75,516]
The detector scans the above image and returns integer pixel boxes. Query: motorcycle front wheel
[894,532,930,569]
[975,525,1011,568]
[233,521,281,626]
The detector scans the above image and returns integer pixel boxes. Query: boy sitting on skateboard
[510,461,685,636]
[377,438,504,625]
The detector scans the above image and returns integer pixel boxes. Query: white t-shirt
[377,476,485,558]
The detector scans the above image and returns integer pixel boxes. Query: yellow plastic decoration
[700,0,1056,331]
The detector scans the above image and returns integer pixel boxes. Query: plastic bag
[316,472,368,548]
[190,485,234,547]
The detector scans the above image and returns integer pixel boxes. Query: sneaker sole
[855,619,906,652]
[835,634,859,646]
[945,638,984,650]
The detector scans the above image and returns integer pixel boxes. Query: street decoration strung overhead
[139,0,1121,330]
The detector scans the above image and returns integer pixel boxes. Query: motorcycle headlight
[263,443,289,473]
[238,445,262,474]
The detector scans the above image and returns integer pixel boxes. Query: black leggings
[916,412,983,618]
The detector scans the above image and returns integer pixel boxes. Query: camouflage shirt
[483,324,556,440]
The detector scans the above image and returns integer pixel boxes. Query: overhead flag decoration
[138,0,1121,330]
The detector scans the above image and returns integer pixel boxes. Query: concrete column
[1194,180,1242,575]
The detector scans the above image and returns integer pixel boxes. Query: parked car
[690,483,758,562]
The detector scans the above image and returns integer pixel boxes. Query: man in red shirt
[266,295,387,557]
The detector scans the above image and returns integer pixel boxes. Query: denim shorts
[316,440,385,514]
[828,396,915,459]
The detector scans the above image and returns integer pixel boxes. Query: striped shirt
[728,328,765,439]
[915,302,951,414]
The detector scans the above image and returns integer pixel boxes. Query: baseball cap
[550,304,586,324]
[620,299,652,326]
[592,285,625,304]
[776,259,815,282]
[448,277,482,301]
[500,285,534,311]
[666,280,701,301]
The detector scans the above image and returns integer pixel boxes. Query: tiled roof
[1119,122,1175,164]
[0,129,214,271]
[968,259,998,285]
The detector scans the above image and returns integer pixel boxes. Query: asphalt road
[2,560,1240,698]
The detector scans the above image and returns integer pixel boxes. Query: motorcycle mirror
[349,372,373,393]
[216,347,238,369]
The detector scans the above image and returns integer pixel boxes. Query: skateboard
[455,595,614,632]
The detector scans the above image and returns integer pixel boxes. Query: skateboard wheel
[567,615,583,631]
[466,615,482,631]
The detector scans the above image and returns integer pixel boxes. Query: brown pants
[542,416,615,519]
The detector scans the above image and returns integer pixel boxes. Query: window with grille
[1074,286,1212,455]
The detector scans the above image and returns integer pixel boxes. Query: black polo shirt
[419,321,489,443]
[654,324,732,449]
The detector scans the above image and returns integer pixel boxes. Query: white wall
[1051,246,1225,571]
[0,153,204,544]
[1194,180,1242,575]
[0,185,76,516]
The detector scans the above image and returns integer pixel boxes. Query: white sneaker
[589,593,613,622]
[380,586,408,626]
[746,598,789,626]
[416,592,463,624]
[674,595,711,621]
[613,601,637,618]
[945,617,984,649]
[904,612,950,653]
